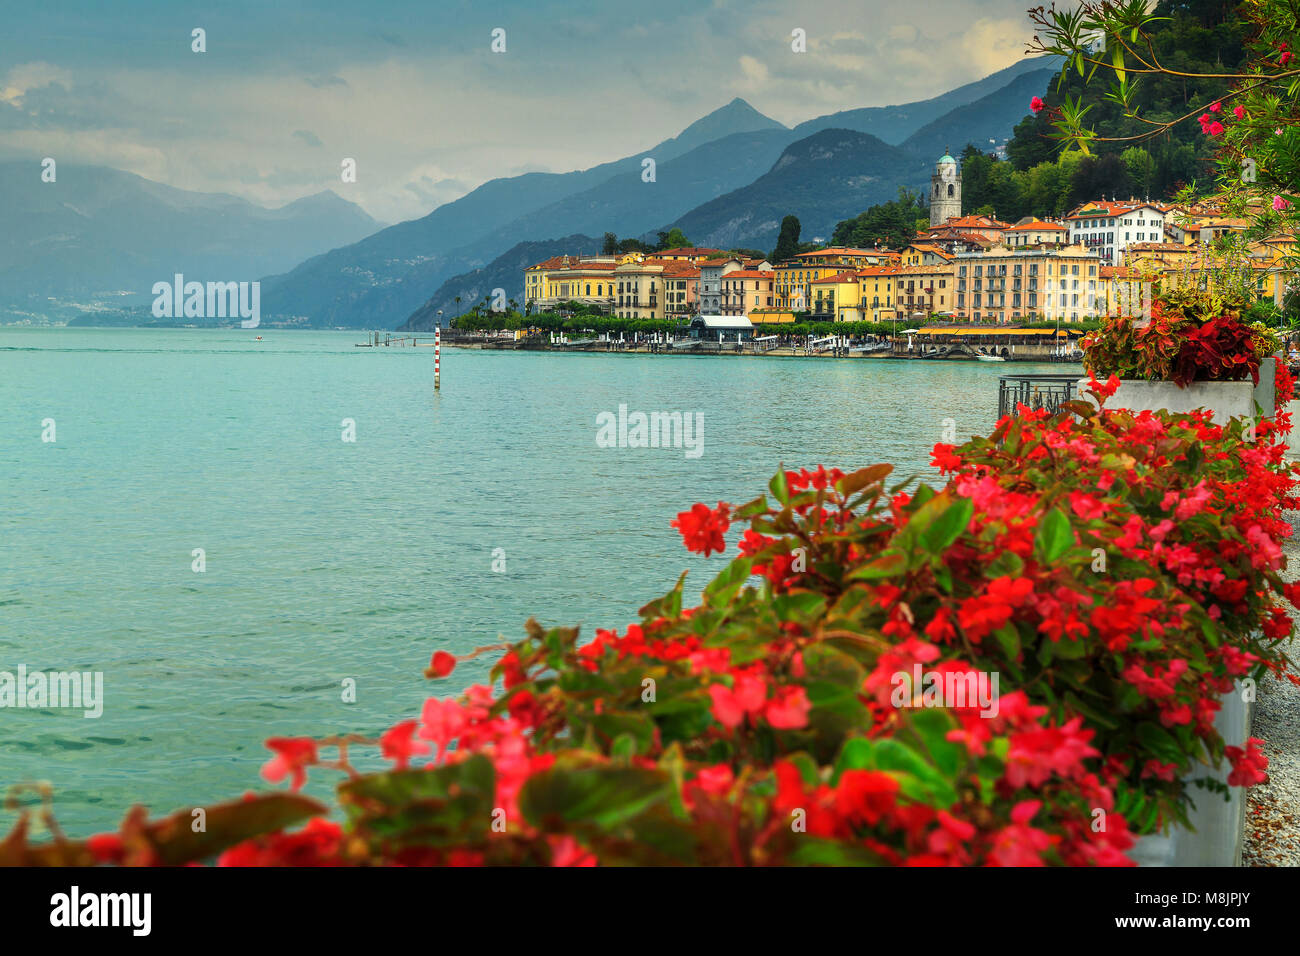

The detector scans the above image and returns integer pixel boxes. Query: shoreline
[441,341,1083,364]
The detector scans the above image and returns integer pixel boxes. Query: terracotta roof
[1067,199,1170,220]
[791,247,882,258]
[895,264,953,276]
[1100,266,1142,279]
[1005,219,1067,232]
[941,215,1010,229]
[856,266,903,277]
[811,271,859,284]
[724,269,775,279]
[656,247,724,256]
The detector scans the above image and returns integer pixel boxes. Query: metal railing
[997,374,1080,419]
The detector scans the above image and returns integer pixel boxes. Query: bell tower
[930,148,961,227]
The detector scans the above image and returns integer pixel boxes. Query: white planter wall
[1075,363,1275,866]
[1078,356,1276,425]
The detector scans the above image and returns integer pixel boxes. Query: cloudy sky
[0,0,1039,224]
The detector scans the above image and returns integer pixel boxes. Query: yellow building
[775,248,897,311]
[856,266,903,322]
[954,243,1101,323]
[895,264,956,315]
[525,254,626,311]
[810,271,863,321]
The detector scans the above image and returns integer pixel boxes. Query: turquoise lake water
[0,327,1071,835]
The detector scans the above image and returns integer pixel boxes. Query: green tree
[1121,147,1157,199]
[601,232,619,255]
[656,228,692,251]
[830,188,928,248]
[771,215,802,262]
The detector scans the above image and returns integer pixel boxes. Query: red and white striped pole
[434,325,441,390]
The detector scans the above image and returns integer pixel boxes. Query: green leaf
[846,549,907,581]
[1135,722,1186,764]
[921,497,974,553]
[520,765,671,831]
[1035,507,1074,563]
[787,837,883,866]
[702,557,753,609]
[340,755,497,848]
[994,624,1021,660]
[769,467,790,506]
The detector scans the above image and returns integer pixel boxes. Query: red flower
[1225,738,1268,787]
[931,442,964,473]
[261,737,318,791]
[1030,96,1045,113]
[427,651,456,678]
[834,770,899,827]
[764,685,812,729]
[671,502,731,557]
[380,719,431,769]
[708,671,767,728]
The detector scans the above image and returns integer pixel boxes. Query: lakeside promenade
[431,330,1084,363]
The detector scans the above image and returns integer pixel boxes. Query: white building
[1066,200,1170,266]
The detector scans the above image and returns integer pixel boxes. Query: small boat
[977,353,1006,362]
[255,335,262,341]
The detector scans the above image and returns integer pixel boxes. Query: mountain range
[12,57,1060,328]
[0,163,381,321]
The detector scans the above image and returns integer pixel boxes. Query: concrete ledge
[1129,687,1253,867]
[1078,357,1277,426]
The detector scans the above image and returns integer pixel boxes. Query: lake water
[0,327,1071,835]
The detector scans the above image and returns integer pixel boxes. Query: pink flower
[1274,195,1293,212]
[708,672,767,728]
[1030,96,1045,114]
[1233,105,1245,119]
[764,686,812,729]
[1207,121,1224,136]
[379,719,431,769]
[261,737,318,791]
[418,697,467,762]
[1209,101,1222,113]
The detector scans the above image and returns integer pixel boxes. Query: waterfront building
[654,247,725,263]
[1065,199,1172,265]
[698,256,770,314]
[721,269,776,316]
[775,248,896,311]
[929,151,962,227]
[1003,217,1069,247]
[1098,264,1147,316]
[953,243,1101,324]
[895,263,956,315]
[924,214,1010,244]
[524,255,621,312]
[664,265,701,320]
[901,243,955,266]
[856,265,903,322]
[811,271,862,321]
[614,259,673,320]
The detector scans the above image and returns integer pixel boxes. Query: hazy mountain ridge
[0,162,381,312]
[399,235,603,332]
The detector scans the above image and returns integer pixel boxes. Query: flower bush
[3,371,1296,867]
[1083,299,1281,387]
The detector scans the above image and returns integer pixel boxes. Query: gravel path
[1243,414,1300,867]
